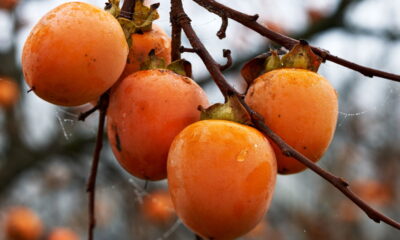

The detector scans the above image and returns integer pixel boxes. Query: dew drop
[236,148,249,162]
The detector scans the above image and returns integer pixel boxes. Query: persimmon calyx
[105,0,121,17]
[117,0,160,45]
[140,50,192,77]
[167,59,193,78]
[140,49,167,70]
[200,95,252,125]
[281,40,322,72]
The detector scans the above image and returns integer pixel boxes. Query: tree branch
[86,92,109,240]
[192,0,400,82]
[171,0,400,230]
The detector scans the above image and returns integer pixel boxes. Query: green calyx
[241,41,323,86]
[140,50,193,78]
[265,40,322,73]
[200,95,252,125]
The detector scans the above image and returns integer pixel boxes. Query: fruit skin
[121,25,171,78]
[22,2,128,106]
[107,69,208,180]
[4,206,43,240]
[141,190,175,225]
[168,120,277,240]
[245,68,338,174]
[0,77,19,109]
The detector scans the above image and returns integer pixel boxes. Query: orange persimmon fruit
[0,77,19,109]
[121,24,171,78]
[141,190,175,225]
[22,2,128,106]
[107,69,208,180]
[4,206,43,240]
[47,228,79,240]
[245,68,338,174]
[168,120,277,240]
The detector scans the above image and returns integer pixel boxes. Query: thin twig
[219,49,232,71]
[217,15,228,39]
[180,46,198,53]
[192,0,400,82]
[171,0,400,230]
[86,92,109,240]
[79,105,99,121]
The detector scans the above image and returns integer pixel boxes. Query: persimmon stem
[192,0,400,82]
[87,91,109,240]
[79,105,99,121]
[170,0,400,231]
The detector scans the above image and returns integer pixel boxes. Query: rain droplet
[236,148,249,162]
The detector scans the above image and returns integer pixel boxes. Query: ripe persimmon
[22,2,128,106]
[168,120,277,240]
[47,228,79,240]
[245,68,338,174]
[107,69,208,180]
[141,190,175,225]
[0,77,19,109]
[121,25,171,78]
[4,206,43,240]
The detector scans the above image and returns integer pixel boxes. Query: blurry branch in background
[171,0,400,230]
[196,0,400,86]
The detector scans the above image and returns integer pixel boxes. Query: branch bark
[170,0,400,231]
[192,0,400,82]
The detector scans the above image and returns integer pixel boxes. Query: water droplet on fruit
[236,148,249,162]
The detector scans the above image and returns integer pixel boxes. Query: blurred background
[0,0,399,239]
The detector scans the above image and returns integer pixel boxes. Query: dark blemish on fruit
[84,54,88,57]
[278,114,281,118]
[115,132,122,152]
[303,146,307,150]
[182,77,191,84]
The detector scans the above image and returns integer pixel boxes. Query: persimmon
[245,68,338,174]
[107,69,208,180]
[168,120,277,240]
[4,206,43,240]
[0,77,19,109]
[141,190,175,224]
[121,25,171,78]
[47,228,79,240]
[22,2,128,106]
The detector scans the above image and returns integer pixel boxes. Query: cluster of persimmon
[22,1,338,239]
[3,206,79,240]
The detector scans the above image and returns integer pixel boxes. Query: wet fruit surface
[107,69,208,180]
[245,68,338,174]
[22,2,128,106]
[168,120,277,239]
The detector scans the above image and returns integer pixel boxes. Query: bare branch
[86,92,109,240]
[192,0,400,83]
[170,0,400,230]
[219,49,232,71]
[217,15,228,39]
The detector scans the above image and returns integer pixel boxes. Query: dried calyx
[141,49,193,78]
[200,95,252,125]
[241,40,323,86]
[106,0,160,45]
